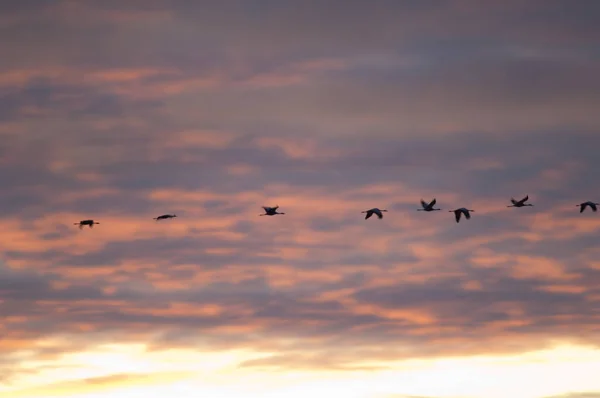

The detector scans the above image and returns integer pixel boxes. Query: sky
[1,1,600,397]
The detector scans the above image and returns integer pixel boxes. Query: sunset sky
[1,1,600,398]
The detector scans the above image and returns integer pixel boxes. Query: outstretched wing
[454,211,461,223]
[464,209,471,220]
[365,211,373,220]
[591,203,598,212]
[510,198,517,205]
[580,203,587,213]
[420,199,427,208]
[430,198,436,207]
[375,209,383,219]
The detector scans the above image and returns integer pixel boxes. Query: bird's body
[417,198,441,211]
[449,208,474,223]
[362,208,388,220]
[74,219,99,229]
[507,195,533,208]
[577,201,599,213]
[260,205,285,216]
[154,214,177,221]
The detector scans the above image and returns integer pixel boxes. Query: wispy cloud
[1,1,600,397]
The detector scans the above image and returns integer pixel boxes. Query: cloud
[1,1,600,396]
[5,371,194,398]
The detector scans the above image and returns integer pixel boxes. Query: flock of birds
[73,196,599,229]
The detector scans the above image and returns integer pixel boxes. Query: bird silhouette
[362,208,388,220]
[260,206,285,216]
[449,208,474,223]
[577,201,599,213]
[74,219,99,229]
[154,214,177,221]
[507,195,533,208]
[417,198,441,211]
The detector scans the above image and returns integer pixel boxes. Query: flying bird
[260,205,285,216]
[74,219,99,229]
[154,214,177,221]
[577,201,599,213]
[449,208,474,223]
[417,198,441,211]
[362,208,388,220]
[507,195,533,208]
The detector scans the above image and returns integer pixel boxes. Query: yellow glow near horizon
[3,342,600,398]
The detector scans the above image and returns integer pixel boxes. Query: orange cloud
[1,2,600,396]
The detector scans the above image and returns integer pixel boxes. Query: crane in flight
[577,201,599,213]
[362,208,388,220]
[154,214,177,221]
[260,206,285,216]
[74,219,99,229]
[417,198,441,211]
[449,208,474,223]
[507,195,533,208]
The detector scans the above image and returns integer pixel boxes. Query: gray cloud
[1,1,600,393]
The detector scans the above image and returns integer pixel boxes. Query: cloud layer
[1,1,599,397]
